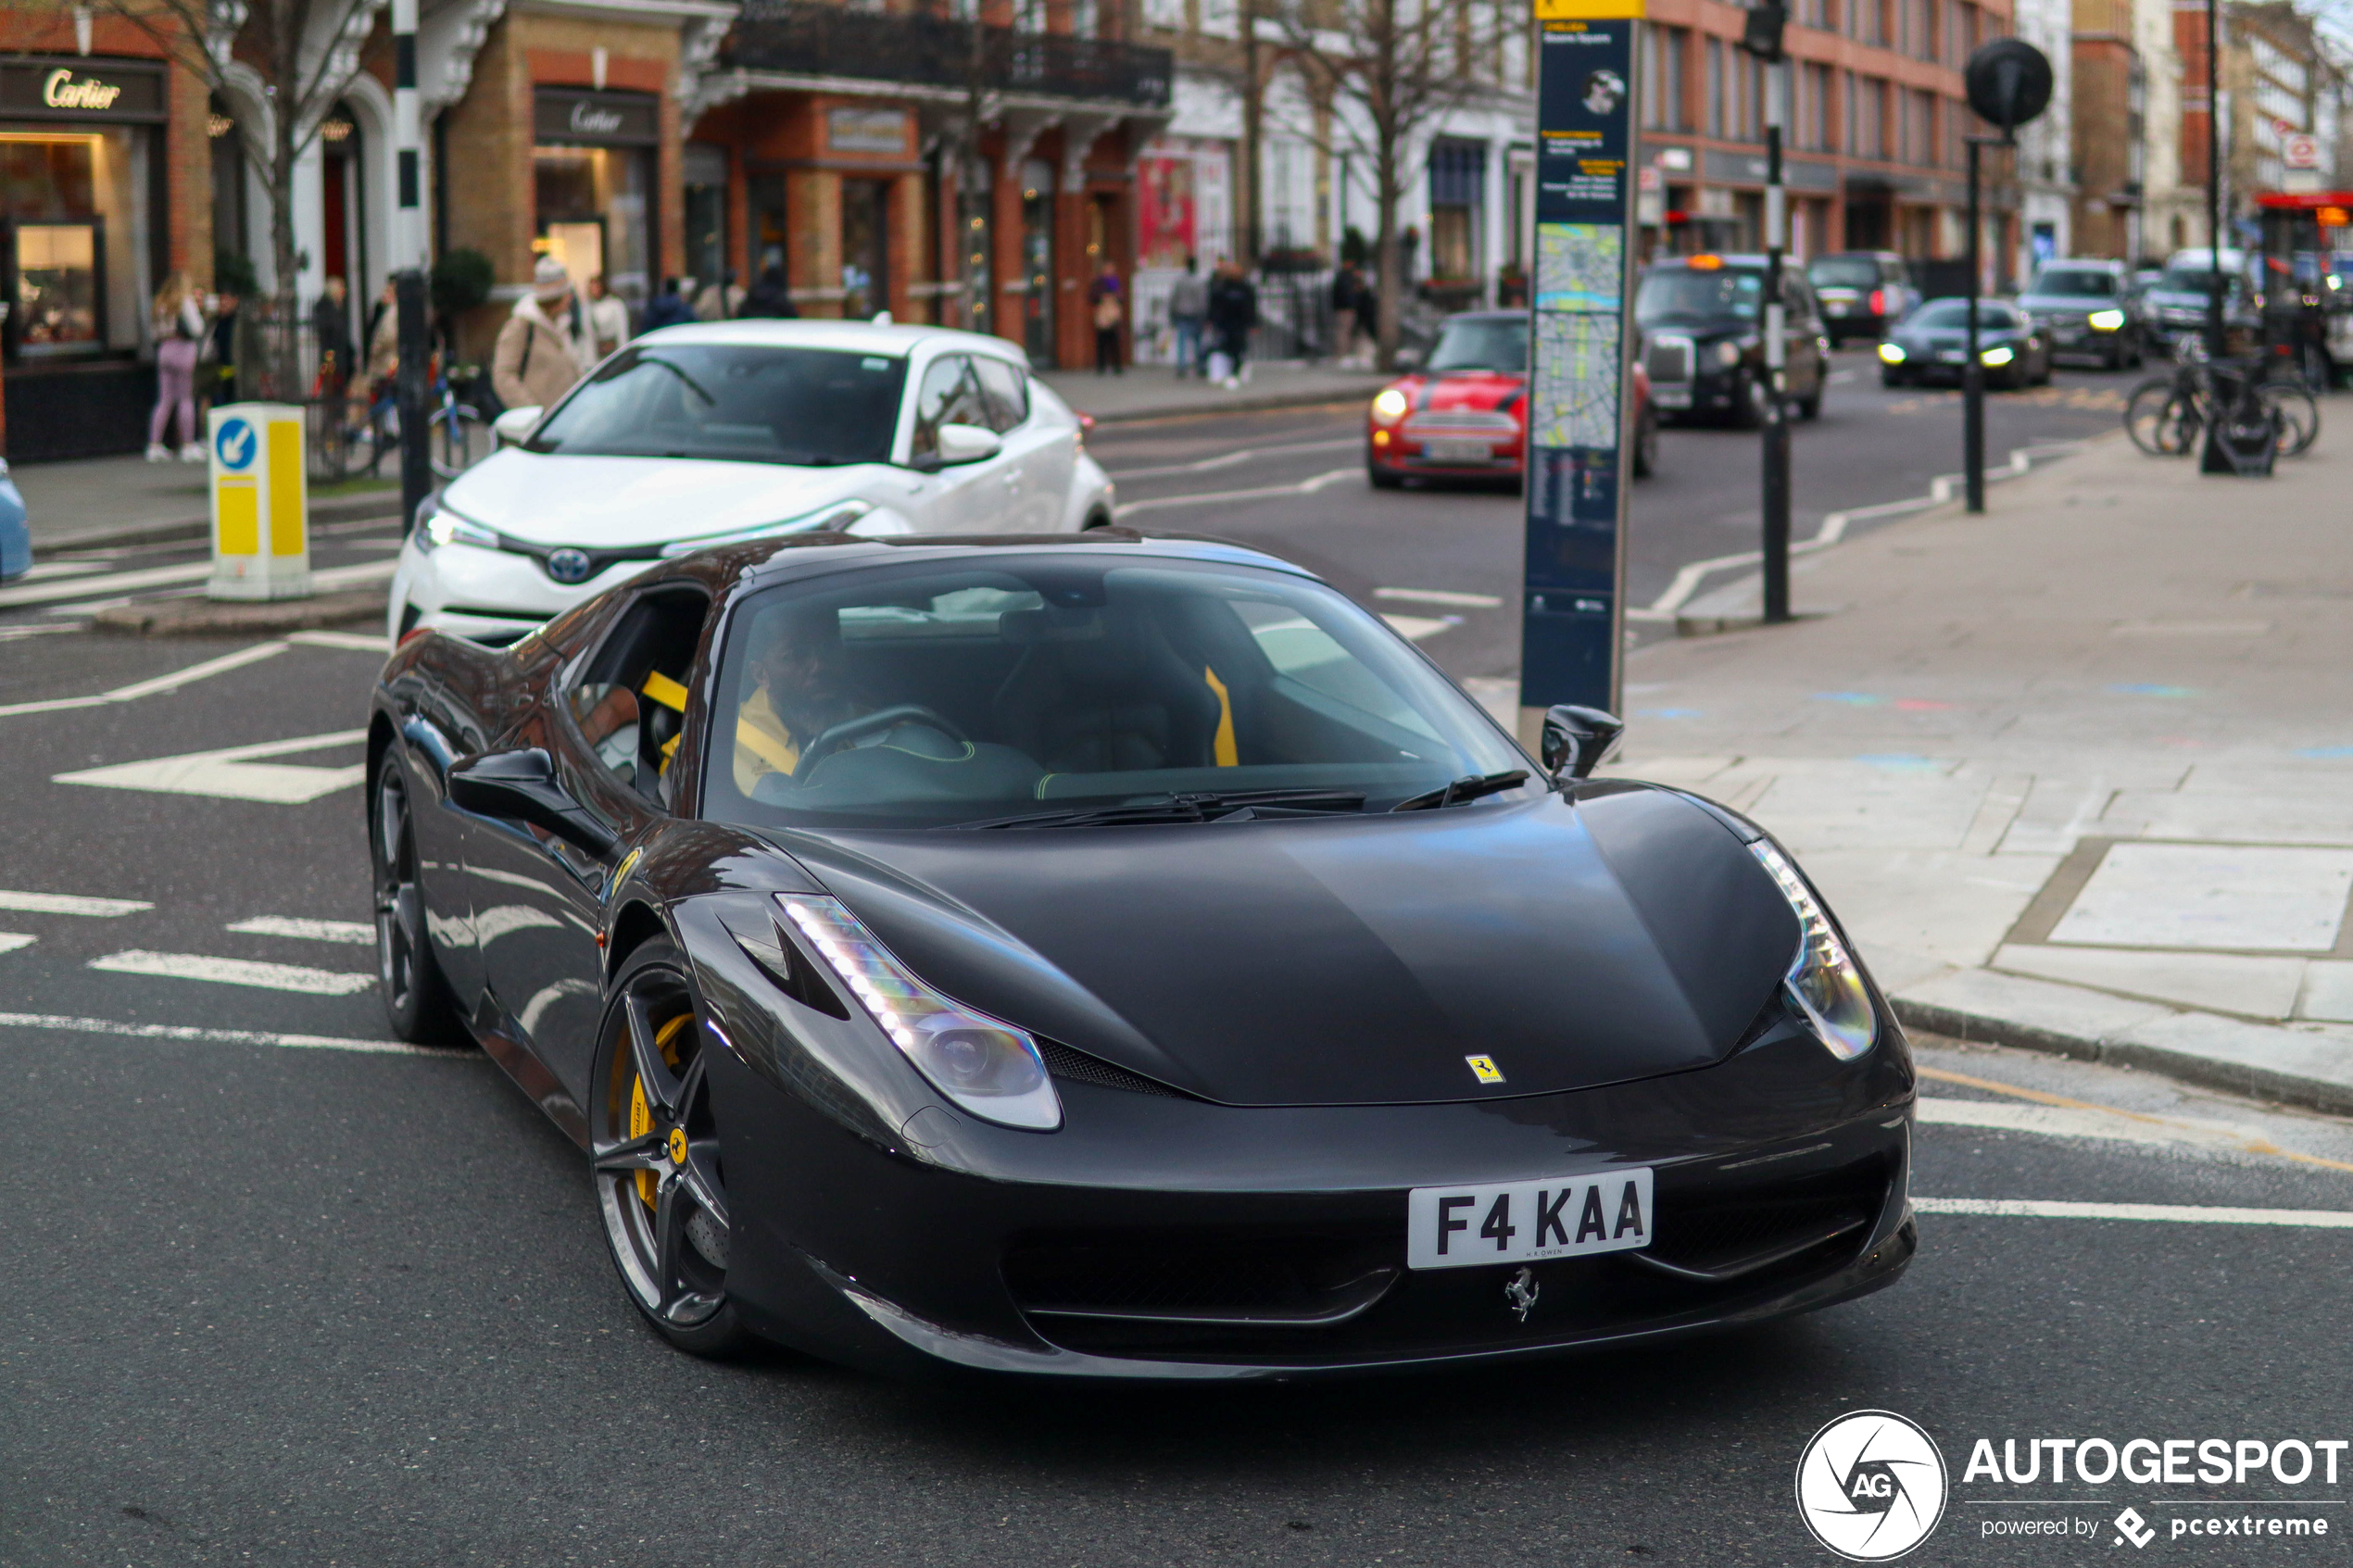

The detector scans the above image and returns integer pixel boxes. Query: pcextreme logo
[1795,1410,1951,1562]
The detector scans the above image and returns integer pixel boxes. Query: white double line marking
[0,1011,461,1057]
[89,950,377,996]
[1916,1197,2353,1229]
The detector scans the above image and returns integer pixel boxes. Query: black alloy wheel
[371,752,464,1045]
[592,938,754,1358]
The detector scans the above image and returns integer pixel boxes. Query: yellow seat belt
[1202,666,1239,767]
[642,671,688,771]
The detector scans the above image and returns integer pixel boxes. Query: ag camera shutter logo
[1795,1410,1948,1561]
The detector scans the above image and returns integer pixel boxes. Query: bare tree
[85,0,381,391]
[1270,0,1518,367]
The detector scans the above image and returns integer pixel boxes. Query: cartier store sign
[533,88,659,146]
[0,56,166,121]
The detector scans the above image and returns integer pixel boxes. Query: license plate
[1423,439,1495,464]
[1652,386,1691,408]
[1828,303,1850,315]
[1407,1168,1655,1271]
[1937,349,1965,363]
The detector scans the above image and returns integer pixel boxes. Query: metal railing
[724,4,1173,107]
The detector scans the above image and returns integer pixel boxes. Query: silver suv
[2018,257,2144,370]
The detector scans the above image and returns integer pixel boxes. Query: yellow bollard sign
[207,402,310,600]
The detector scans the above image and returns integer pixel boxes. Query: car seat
[990,602,1221,773]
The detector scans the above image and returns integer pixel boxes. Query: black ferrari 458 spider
[366,529,1916,1377]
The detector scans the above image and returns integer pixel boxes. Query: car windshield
[701,555,1531,830]
[1636,269,1763,323]
[1807,257,1882,288]
[2029,270,2115,297]
[1427,319,1529,372]
[1909,301,2013,329]
[525,345,910,467]
[2158,267,2227,295]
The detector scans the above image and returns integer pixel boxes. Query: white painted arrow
[54,729,370,804]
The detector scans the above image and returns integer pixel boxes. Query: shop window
[841,179,889,320]
[749,172,788,280]
[533,101,654,308]
[1020,160,1053,365]
[0,124,150,362]
[15,222,99,352]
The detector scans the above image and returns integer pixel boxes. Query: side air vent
[1035,1037,1194,1099]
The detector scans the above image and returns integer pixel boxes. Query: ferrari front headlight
[779,896,1062,1131]
[1751,842,1878,1060]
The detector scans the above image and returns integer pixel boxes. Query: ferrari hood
[769,787,1799,1107]
[440,450,888,547]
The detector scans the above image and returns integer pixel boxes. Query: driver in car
[733,612,872,793]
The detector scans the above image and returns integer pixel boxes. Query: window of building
[1706,38,1725,137]
[532,89,659,310]
[1141,0,1182,28]
[684,143,727,298]
[1642,25,1688,131]
[1427,139,1485,282]
[1804,62,1833,149]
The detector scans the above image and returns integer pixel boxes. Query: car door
[467,583,709,1112]
[972,356,1072,531]
[902,353,1013,533]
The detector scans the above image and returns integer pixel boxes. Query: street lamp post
[1958,39,2053,516]
[393,0,431,533]
[1743,2,1790,621]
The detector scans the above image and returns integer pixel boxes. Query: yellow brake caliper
[629,1012,696,1209]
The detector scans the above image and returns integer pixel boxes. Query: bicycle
[346,359,485,480]
[2123,336,2316,458]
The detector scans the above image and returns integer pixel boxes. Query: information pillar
[1516,0,1642,744]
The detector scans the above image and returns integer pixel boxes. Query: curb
[92,588,386,637]
[1891,967,2353,1119]
[31,494,404,558]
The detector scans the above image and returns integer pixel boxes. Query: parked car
[389,320,1116,646]
[367,529,1916,1373]
[0,458,26,582]
[2017,258,2145,370]
[1363,309,1657,487]
[1637,255,1830,427]
[2141,248,2259,349]
[1806,252,1919,345]
[1876,298,2053,389]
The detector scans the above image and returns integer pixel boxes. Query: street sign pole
[1516,0,1644,743]
[1958,39,2053,516]
[1963,134,1985,514]
[393,0,432,533]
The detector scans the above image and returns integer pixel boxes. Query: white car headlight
[1752,842,1877,1060]
[2087,308,2127,332]
[1877,342,1906,364]
[658,499,876,558]
[420,510,498,551]
[1980,345,2015,367]
[779,896,1062,1131]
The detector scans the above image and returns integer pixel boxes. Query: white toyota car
[389,320,1116,645]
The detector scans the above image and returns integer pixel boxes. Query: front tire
[371,751,465,1046]
[592,938,755,1359]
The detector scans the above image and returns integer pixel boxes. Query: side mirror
[448,747,616,855]
[935,422,1003,465]
[492,406,543,446]
[1541,705,1625,781]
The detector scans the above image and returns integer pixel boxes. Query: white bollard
[207,402,310,600]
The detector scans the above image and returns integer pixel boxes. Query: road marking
[0,889,152,916]
[0,623,82,642]
[0,1010,464,1058]
[286,630,388,652]
[0,641,289,719]
[35,558,397,619]
[1380,612,1460,641]
[56,728,369,804]
[0,559,210,608]
[1915,1197,2353,1228]
[227,916,374,945]
[1112,467,1360,517]
[13,560,109,582]
[1376,586,1504,608]
[0,935,32,956]
[89,949,377,995]
[1102,434,1361,480]
[1919,1063,2353,1174]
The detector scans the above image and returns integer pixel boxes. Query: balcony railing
[724,3,1174,108]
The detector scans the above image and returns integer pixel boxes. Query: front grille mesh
[1036,1037,1191,1098]
[1645,337,1694,383]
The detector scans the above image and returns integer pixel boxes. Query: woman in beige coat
[492,258,585,412]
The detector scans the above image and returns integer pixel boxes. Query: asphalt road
[1093,349,2133,675]
[5,628,2352,1566]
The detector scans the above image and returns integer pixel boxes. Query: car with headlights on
[1876,298,2052,389]
[366,529,1916,1377]
[1365,310,1655,487]
[389,320,1115,646]
[2017,258,2144,370]
[2140,248,2259,352]
[1637,255,1829,427]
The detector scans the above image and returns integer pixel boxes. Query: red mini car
[1365,309,1656,487]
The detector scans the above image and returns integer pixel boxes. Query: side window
[908,356,989,458]
[972,358,1029,433]
[564,586,711,805]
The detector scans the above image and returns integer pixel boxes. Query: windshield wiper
[1390,770,1531,812]
[963,787,1367,829]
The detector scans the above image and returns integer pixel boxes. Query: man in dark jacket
[642,277,696,332]
[737,266,799,320]
[1205,260,1257,388]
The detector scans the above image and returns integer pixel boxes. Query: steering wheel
[795,705,970,777]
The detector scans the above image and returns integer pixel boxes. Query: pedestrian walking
[309,275,355,425]
[737,265,799,320]
[1166,255,1208,377]
[203,287,243,413]
[585,273,630,359]
[642,277,695,332]
[146,272,206,462]
[1206,259,1258,388]
[694,270,744,321]
[1089,260,1125,375]
[492,257,586,412]
[1329,262,1364,366]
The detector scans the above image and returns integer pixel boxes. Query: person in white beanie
[493,257,586,412]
